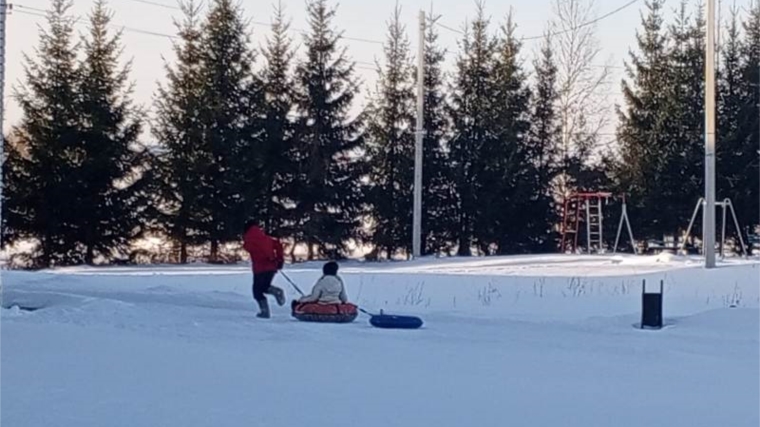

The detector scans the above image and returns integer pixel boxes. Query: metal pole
[599,197,604,252]
[681,198,704,254]
[720,200,727,259]
[717,0,722,73]
[704,0,717,268]
[0,0,7,252]
[613,205,625,254]
[727,199,748,256]
[625,208,637,255]
[412,10,424,259]
[613,196,638,254]
[585,199,591,253]
[0,1,4,389]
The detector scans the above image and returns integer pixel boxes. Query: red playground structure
[560,192,637,254]
[560,192,612,254]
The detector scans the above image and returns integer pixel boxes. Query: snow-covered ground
[2,254,759,427]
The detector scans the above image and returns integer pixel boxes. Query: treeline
[3,0,759,267]
[618,0,759,244]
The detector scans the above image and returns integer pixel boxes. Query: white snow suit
[298,275,348,304]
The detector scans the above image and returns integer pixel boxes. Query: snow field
[2,254,759,427]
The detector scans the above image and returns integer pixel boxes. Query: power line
[125,0,177,10]
[14,1,633,72]
[11,3,45,14]
[13,4,82,20]
[336,35,383,45]
[429,23,626,70]
[435,0,641,41]
[14,5,175,39]
[523,0,641,41]
[122,0,384,45]
[13,8,42,18]
[13,6,382,68]
[435,21,463,35]
[16,4,379,46]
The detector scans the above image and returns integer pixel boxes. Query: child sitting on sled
[291,261,348,311]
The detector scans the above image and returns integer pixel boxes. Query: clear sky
[3,0,755,135]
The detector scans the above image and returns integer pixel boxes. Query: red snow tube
[292,302,359,323]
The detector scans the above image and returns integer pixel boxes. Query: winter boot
[256,299,271,319]
[290,300,300,317]
[267,286,286,307]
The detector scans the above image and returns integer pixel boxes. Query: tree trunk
[85,244,95,265]
[85,225,95,265]
[179,240,188,264]
[457,236,470,256]
[457,214,470,256]
[210,240,219,263]
[41,235,51,268]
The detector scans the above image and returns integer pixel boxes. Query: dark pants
[253,271,276,302]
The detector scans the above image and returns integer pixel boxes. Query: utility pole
[412,10,424,259]
[716,0,722,74]
[704,0,717,268]
[0,0,7,250]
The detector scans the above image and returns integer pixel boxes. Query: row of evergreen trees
[616,0,760,244]
[3,0,759,266]
[4,0,148,266]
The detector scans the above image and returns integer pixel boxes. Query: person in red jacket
[243,220,286,318]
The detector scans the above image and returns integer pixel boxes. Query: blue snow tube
[368,313,424,329]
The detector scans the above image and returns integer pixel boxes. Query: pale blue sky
[3,0,755,134]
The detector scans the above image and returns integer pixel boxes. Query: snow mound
[655,252,678,263]
[2,305,24,316]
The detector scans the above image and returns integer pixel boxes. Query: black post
[641,279,664,329]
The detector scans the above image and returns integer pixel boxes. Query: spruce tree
[153,0,207,263]
[717,6,748,239]
[259,2,297,237]
[614,0,672,240]
[420,10,454,254]
[737,3,760,232]
[2,133,22,248]
[660,0,704,239]
[447,2,498,255]
[74,0,147,264]
[365,4,415,259]
[291,0,364,259]
[475,12,533,254]
[527,33,561,252]
[197,0,261,261]
[5,0,82,266]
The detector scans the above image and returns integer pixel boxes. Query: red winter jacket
[243,226,284,274]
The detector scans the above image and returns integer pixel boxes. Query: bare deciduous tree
[550,0,613,196]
